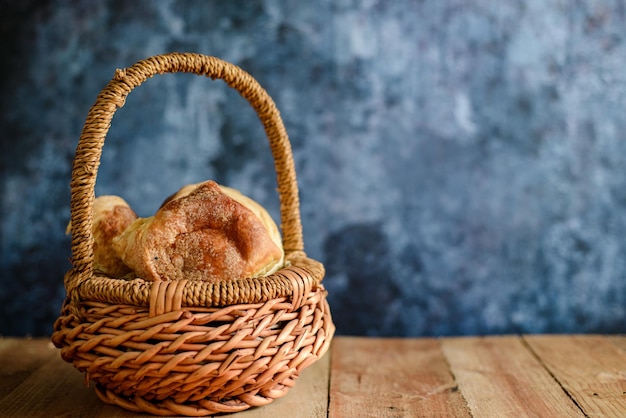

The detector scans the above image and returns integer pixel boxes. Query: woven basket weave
[51,52,334,417]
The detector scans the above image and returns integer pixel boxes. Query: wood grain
[524,335,626,418]
[0,337,58,402]
[0,346,106,418]
[2,336,624,417]
[441,335,584,418]
[329,337,469,418]
[608,335,626,353]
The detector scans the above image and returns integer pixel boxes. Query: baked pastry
[160,181,282,255]
[85,195,137,277]
[113,181,284,282]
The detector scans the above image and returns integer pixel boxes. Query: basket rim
[64,254,325,313]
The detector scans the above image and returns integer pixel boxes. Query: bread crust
[113,181,284,282]
[91,195,137,277]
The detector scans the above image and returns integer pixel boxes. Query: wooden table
[1,335,625,417]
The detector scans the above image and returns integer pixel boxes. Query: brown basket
[51,52,334,417]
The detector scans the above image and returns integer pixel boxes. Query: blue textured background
[2,1,625,336]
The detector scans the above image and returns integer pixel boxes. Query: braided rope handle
[67,53,304,295]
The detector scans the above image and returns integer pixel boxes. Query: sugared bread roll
[160,181,283,256]
[112,181,284,282]
[90,195,137,277]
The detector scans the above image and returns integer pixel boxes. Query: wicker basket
[51,52,334,417]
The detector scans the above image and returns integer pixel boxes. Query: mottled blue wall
[2,1,625,337]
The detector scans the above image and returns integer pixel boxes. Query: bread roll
[90,195,137,277]
[161,181,283,255]
[113,181,284,282]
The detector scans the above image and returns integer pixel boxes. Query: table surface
[1,335,624,417]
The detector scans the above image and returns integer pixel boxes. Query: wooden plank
[607,335,626,353]
[524,334,626,418]
[237,351,331,418]
[441,335,583,418]
[0,349,109,417]
[329,337,470,418]
[0,337,58,402]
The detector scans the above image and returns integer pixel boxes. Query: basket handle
[68,53,304,292]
